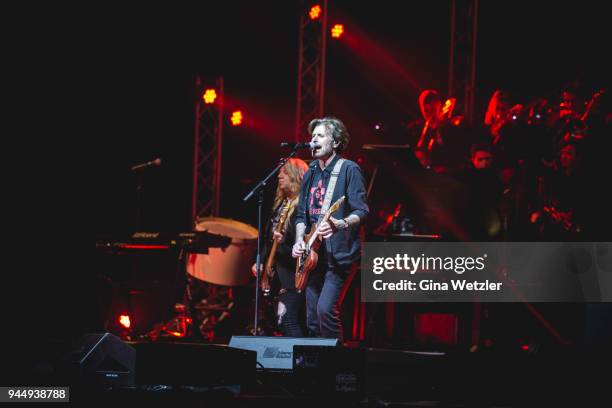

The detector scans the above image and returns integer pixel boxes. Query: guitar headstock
[280,199,291,218]
[276,199,294,232]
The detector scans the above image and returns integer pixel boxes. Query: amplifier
[228,336,338,371]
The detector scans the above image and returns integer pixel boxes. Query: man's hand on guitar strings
[292,240,306,258]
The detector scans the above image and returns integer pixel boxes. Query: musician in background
[459,143,504,240]
[292,117,369,342]
[410,90,444,151]
[251,158,308,337]
[470,143,494,170]
[484,90,513,146]
[481,89,528,168]
[407,89,465,172]
[530,141,587,238]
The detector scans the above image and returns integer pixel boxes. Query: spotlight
[231,111,243,126]
[309,5,322,20]
[203,89,217,104]
[118,314,131,329]
[331,24,344,39]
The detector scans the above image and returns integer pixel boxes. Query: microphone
[280,141,316,149]
[131,157,162,171]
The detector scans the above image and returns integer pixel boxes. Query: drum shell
[186,217,258,286]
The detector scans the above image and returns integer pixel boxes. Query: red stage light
[309,5,322,20]
[331,24,344,38]
[521,344,530,351]
[119,314,131,329]
[231,111,243,126]
[203,89,217,104]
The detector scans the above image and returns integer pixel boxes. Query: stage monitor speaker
[293,345,366,399]
[130,342,256,390]
[63,332,135,391]
[293,346,447,399]
[229,336,338,370]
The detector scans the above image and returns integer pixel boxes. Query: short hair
[308,116,350,153]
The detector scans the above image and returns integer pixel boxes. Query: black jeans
[304,246,349,342]
[276,259,305,337]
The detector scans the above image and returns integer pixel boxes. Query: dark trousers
[276,258,305,337]
[305,246,349,342]
[277,290,304,337]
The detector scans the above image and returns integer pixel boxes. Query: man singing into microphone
[292,117,369,343]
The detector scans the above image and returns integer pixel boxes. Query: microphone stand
[243,147,300,336]
[135,172,144,230]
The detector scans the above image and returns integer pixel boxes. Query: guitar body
[294,196,345,292]
[260,240,278,295]
[295,227,320,291]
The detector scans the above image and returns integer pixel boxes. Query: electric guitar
[261,199,294,296]
[295,196,346,291]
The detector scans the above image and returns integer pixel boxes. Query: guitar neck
[302,195,345,250]
[266,199,293,267]
[265,240,280,270]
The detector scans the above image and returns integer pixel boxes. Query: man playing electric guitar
[292,117,369,343]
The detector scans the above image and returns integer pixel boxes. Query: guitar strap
[320,158,345,217]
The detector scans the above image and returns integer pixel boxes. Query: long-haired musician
[252,158,309,336]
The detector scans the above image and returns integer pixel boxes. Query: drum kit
[185,217,258,341]
[133,217,260,342]
[186,217,258,286]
